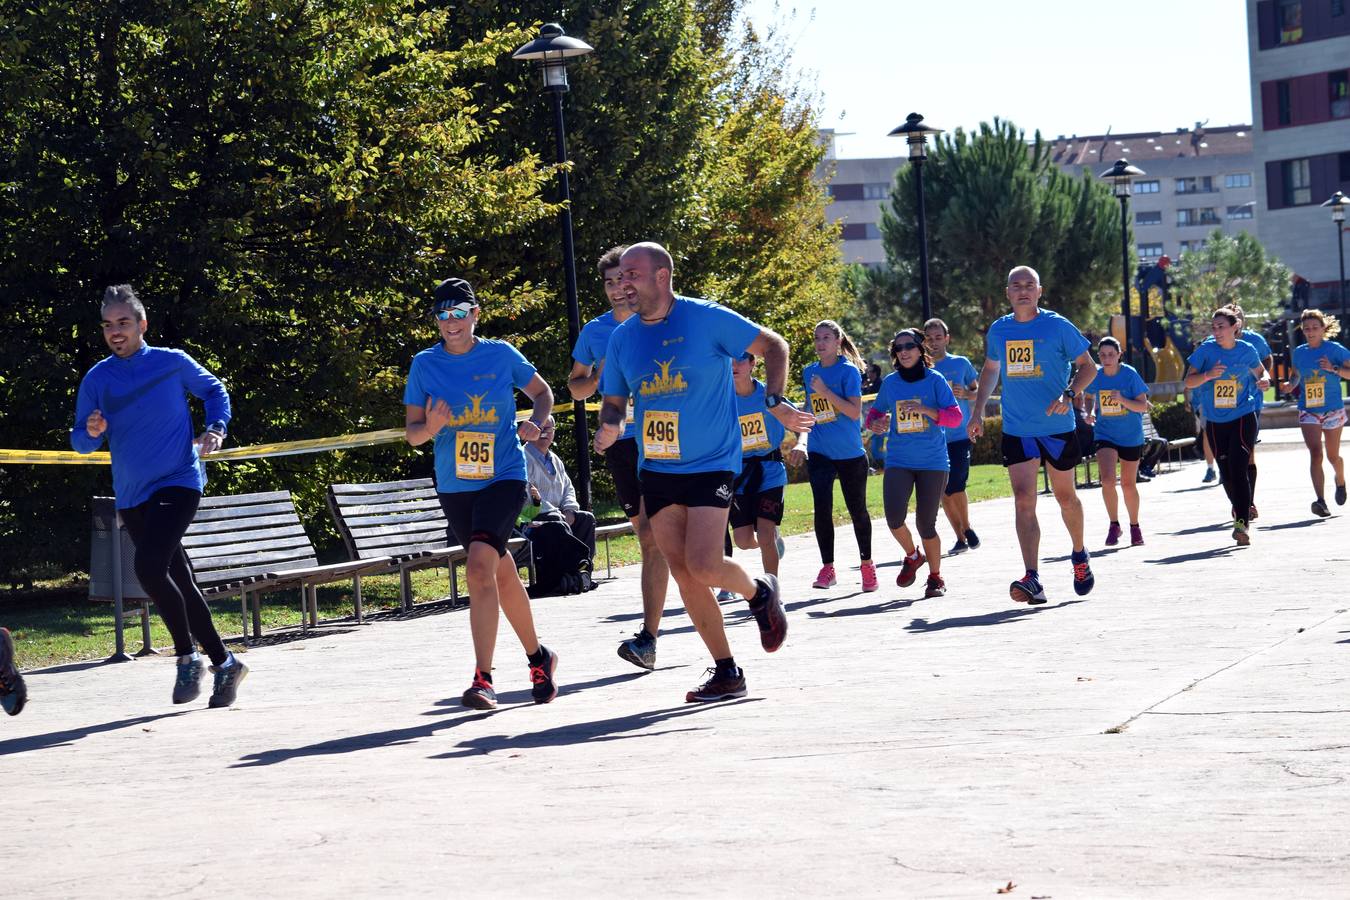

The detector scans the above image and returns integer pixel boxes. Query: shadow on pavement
[1261,518,1325,531]
[905,599,1087,633]
[1164,523,1231,536]
[0,711,189,756]
[1042,547,1127,563]
[1146,546,1243,564]
[428,698,762,759]
[231,672,651,767]
[28,658,120,676]
[1166,484,1220,494]
[807,597,922,619]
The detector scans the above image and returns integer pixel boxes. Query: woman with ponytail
[1280,309,1350,516]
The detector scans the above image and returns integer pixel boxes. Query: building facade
[817,131,903,270]
[1048,126,1257,264]
[1247,0,1350,308]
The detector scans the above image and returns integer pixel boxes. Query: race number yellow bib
[1098,391,1125,417]
[455,431,494,480]
[1305,379,1326,408]
[1005,340,1036,377]
[643,410,681,460]
[1213,379,1239,409]
[893,401,928,433]
[739,413,771,452]
[810,393,837,423]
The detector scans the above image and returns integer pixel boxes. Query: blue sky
[738,0,1252,158]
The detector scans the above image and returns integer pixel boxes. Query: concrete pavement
[5,442,1349,898]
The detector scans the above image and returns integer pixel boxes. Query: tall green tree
[1168,230,1291,343]
[863,119,1120,360]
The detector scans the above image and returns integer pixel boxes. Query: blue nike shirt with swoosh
[71,344,232,509]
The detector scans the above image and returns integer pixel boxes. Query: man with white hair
[968,266,1098,606]
[524,415,596,561]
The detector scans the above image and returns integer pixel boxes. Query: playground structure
[1108,257,1192,399]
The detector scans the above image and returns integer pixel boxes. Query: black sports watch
[1062,389,1077,401]
[765,393,785,409]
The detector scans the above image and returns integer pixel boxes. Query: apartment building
[817,130,904,269]
[1048,125,1258,264]
[1247,0,1350,308]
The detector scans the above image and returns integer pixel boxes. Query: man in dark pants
[0,627,27,716]
[71,285,248,708]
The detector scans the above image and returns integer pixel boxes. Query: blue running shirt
[931,353,979,443]
[802,357,864,460]
[874,369,958,471]
[985,309,1091,437]
[1203,329,1272,409]
[1087,364,1150,447]
[1292,341,1350,412]
[403,338,537,493]
[600,296,761,474]
[1187,340,1262,423]
[572,309,637,440]
[735,379,787,492]
[71,345,232,509]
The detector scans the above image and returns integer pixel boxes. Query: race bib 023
[1005,340,1036,378]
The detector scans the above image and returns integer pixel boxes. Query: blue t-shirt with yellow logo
[985,309,1090,437]
[1187,340,1262,423]
[802,357,864,460]
[1203,329,1272,410]
[572,309,637,440]
[931,353,978,444]
[1087,364,1149,447]
[403,339,536,493]
[735,379,787,492]
[1292,341,1350,412]
[873,369,958,471]
[600,296,761,475]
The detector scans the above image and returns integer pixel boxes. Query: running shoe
[1336,483,1347,506]
[208,658,249,708]
[775,530,787,559]
[1232,518,1250,546]
[1202,468,1217,484]
[715,589,737,602]
[748,575,787,653]
[896,551,926,588]
[860,561,879,593]
[462,669,497,710]
[1072,550,1095,597]
[923,574,946,598]
[617,631,656,671]
[947,540,969,556]
[811,564,837,589]
[1105,522,1122,547]
[685,666,747,703]
[964,529,981,550]
[1129,524,1145,547]
[0,627,27,717]
[1248,505,1259,522]
[173,655,205,705]
[529,645,559,704]
[1312,499,1331,518]
[1009,572,1047,605]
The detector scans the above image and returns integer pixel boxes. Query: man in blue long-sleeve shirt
[71,285,249,708]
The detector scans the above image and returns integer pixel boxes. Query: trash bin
[89,496,156,659]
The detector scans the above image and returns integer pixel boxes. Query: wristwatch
[1062,389,1077,401]
[765,393,785,409]
[207,423,227,439]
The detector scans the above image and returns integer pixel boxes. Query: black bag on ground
[521,513,595,598]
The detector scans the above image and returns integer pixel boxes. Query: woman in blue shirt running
[1083,337,1151,548]
[1279,309,1350,517]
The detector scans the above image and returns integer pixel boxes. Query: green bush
[1150,398,1196,442]
[971,415,1003,465]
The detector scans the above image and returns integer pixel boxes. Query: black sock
[638,628,655,642]
[747,578,769,606]
[714,656,738,678]
[478,669,493,684]
[527,645,549,667]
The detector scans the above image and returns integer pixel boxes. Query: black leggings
[1205,414,1257,521]
[883,468,948,540]
[806,452,872,564]
[120,486,227,664]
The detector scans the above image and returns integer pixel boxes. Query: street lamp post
[512,23,595,509]
[888,113,943,322]
[1322,191,1348,344]
[1101,159,1145,374]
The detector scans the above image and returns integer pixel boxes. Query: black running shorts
[604,436,643,519]
[640,470,735,520]
[1001,431,1081,472]
[437,480,527,557]
[729,486,785,529]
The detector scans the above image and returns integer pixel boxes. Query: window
[1133,180,1160,194]
[1277,80,1292,126]
[1179,240,1206,254]
[1224,173,1252,189]
[1278,0,1303,45]
[1138,243,1164,260]
[1176,176,1214,194]
[862,183,890,200]
[1282,158,1312,206]
[1227,204,1254,219]
[1332,71,1350,119]
[1334,0,1345,16]
[1177,208,1219,226]
[1341,151,1350,182]
[1135,210,1162,225]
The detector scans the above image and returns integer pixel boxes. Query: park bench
[181,490,395,641]
[326,478,534,611]
[593,521,634,578]
[1143,414,1195,472]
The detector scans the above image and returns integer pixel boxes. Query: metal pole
[106,507,132,663]
[1119,195,1132,371]
[1338,223,1347,349]
[550,90,592,510]
[914,156,932,322]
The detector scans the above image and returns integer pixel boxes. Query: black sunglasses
[892,342,920,352]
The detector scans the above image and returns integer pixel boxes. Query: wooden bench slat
[353,531,448,552]
[194,546,317,574]
[330,489,439,508]
[185,513,303,536]
[342,507,444,531]
[182,524,309,548]
[189,501,299,523]
[354,540,450,559]
[349,518,447,541]
[329,478,434,495]
[196,490,292,508]
[189,538,315,565]
[199,558,319,585]
[255,558,396,589]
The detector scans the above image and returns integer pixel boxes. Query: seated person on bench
[524,416,596,563]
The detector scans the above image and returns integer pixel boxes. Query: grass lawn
[1,464,1015,669]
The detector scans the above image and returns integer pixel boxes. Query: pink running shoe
[812,564,837,589]
[860,560,878,593]
[1105,522,1122,546]
[1129,524,1145,546]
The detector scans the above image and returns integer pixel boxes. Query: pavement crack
[1104,607,1350,734]
[890,856,968,876]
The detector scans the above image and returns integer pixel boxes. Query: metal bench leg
[400,566,413,612]
[307,584,318,628]
[135,604,159,656]
[239,587,249,646]
[353,575,364,624]
[449,562,460,608]
[250,590,263,640]
[604,536,612,578]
